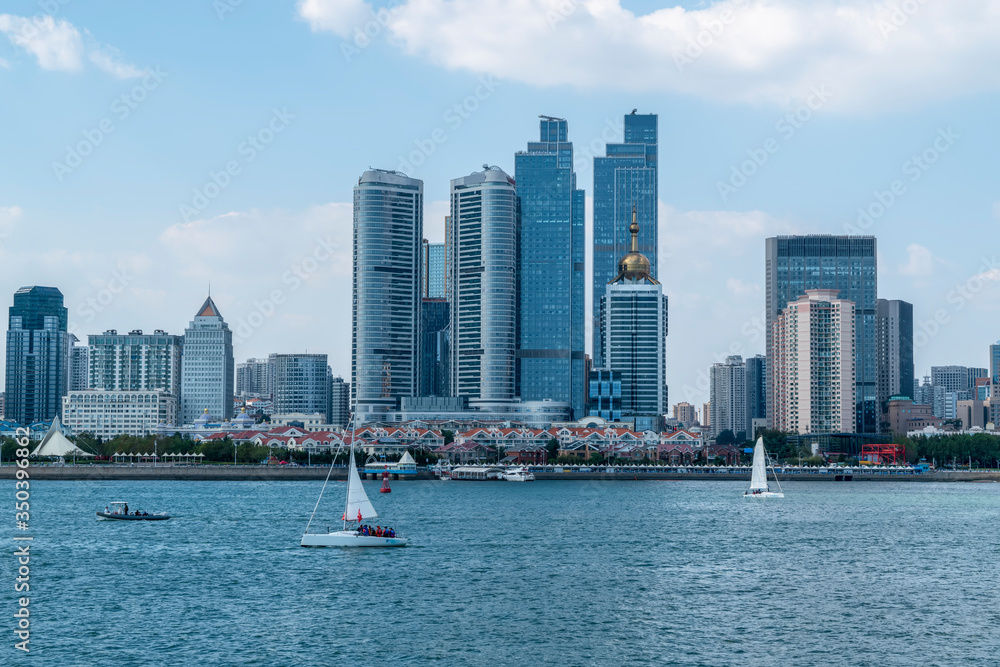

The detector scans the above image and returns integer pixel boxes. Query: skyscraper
[329,375,350,428]
[418,298,450,397]
[771,289,856,435]
[672,402,697,426]
[421,240,446,298]
[449,166,518,402]
[88,329,183,425]
[352,169,422,419]
[180,296,234,424]
[599,210,668,431]
[273,353,330,421]
[745,354,767,434]
[931,365,984,400]
[68,336,89,391]
[235,357,275,399]
[876,299,914,416]
[765,235,877,433]
[709,355,748,439]
[991,341,1000,387]
[593,111,658,367]
[515,116,586,417]
[5,286,69,424]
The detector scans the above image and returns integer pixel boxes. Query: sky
[1,0,998,406]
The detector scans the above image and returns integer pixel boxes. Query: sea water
[6,479,1000,665]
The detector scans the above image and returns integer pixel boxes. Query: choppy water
[5,479,1000,665]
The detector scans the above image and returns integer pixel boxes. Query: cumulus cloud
[899,243,934,276]
[0,14,142,77]
[298,0,1000,112]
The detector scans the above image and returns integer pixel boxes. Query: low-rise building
[62,390,177,439]
[887,398,944,434]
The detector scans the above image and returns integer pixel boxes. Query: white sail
[344,454,378,521]
[749,437,769,492]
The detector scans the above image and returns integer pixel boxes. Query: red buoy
[380,469,392,493]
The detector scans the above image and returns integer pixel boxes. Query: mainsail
[748,437,769,492]
[344,454,378,521]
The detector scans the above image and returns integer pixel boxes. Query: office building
[991,341,1000,387]
[599,210,668,431]
[702,403,710,428]
[236,357,275,399]
[272,353,330,421]
[876,299,914,418]
[329,375,350,428]
[422,240,446,298]
[673,402,697,426]
[62,390,177,439]
[353,169,423,418]
[745,354,767,432]
[180,296,235,424]
[765,236,877,433]
[709,355,748,439]
[449,166,518,402]
[588,369,622,422]
[593,111,658,367]
[69,337,89,391]
[771,289,856,435]
[931,366,986,401]
[5,286,69,424]
[419,298,450,398]
[515,116,586,418]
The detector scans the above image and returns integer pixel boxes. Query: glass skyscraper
[419,298,450,397]
[592,111,658,367]
[180,296,234,424]
[514,116,586,417]
[991,341,1000,387]
[5,286,69,424]
[449,167,518,401]
[876,299,914,415]
[422,240,446,298]
[352,169,423,420]
[272,353,330,421]
[765,236,877,433]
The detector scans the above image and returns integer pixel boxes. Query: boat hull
[97,512,170,520]
[300,531,408,548]
[743,492,784,498]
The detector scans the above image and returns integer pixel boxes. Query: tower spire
[630,205,638,252]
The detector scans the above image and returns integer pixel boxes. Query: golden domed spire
[611,205,658,285]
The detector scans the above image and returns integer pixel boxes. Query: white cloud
[0,14,142,77]
[297,0,373,38]
[726,277,760,297]
[0,14,83,71]
[0,57,10,69]
[899,243,934,276]
[88,43,144,79]
[299,0,1000,112]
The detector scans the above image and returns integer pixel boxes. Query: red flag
[357,509,362,523]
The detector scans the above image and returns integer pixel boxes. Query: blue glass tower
[5,286,69,424]
[515,116,586,417]
[592,111,658,368]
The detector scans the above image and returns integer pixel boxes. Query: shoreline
[3,465,1000,483]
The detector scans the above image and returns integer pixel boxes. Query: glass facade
[272,353,330,421]
[745,354,767,427]
[876,299,914,421]
[992,342,1000,386]
[765,236,878,433]
[419,298,450,397]
[592,112,658,367]
[180,296,235,424]
[422,240,446,298]
[588,369,622,421]
[352,169,423,417]
[5,286,69,424]
[449,167,518,401]
[515,117,586,417]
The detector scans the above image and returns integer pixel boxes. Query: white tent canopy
[32,416,94,458]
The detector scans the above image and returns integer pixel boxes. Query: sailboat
[744,437,784,498]
[301,418,408,547]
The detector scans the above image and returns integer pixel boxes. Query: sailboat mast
[344,405,359,530]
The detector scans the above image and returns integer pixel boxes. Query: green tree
[716,429,735,446]
[546,437,560,462]
[441,430,455,446]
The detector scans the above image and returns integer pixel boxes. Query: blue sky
[1,0,998,405]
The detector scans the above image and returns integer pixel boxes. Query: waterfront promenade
[3,463,1000,482]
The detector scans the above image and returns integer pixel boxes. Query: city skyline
[1,1,997,407]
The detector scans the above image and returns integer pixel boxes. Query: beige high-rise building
[701,402,710,428]
[673,402,697,425]
[772,289,856,434]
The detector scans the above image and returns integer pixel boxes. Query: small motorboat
[503,467,535,482]
[97,501,170,521]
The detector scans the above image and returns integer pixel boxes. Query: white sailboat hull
[743,491,784,498]
[300,530,408,548]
